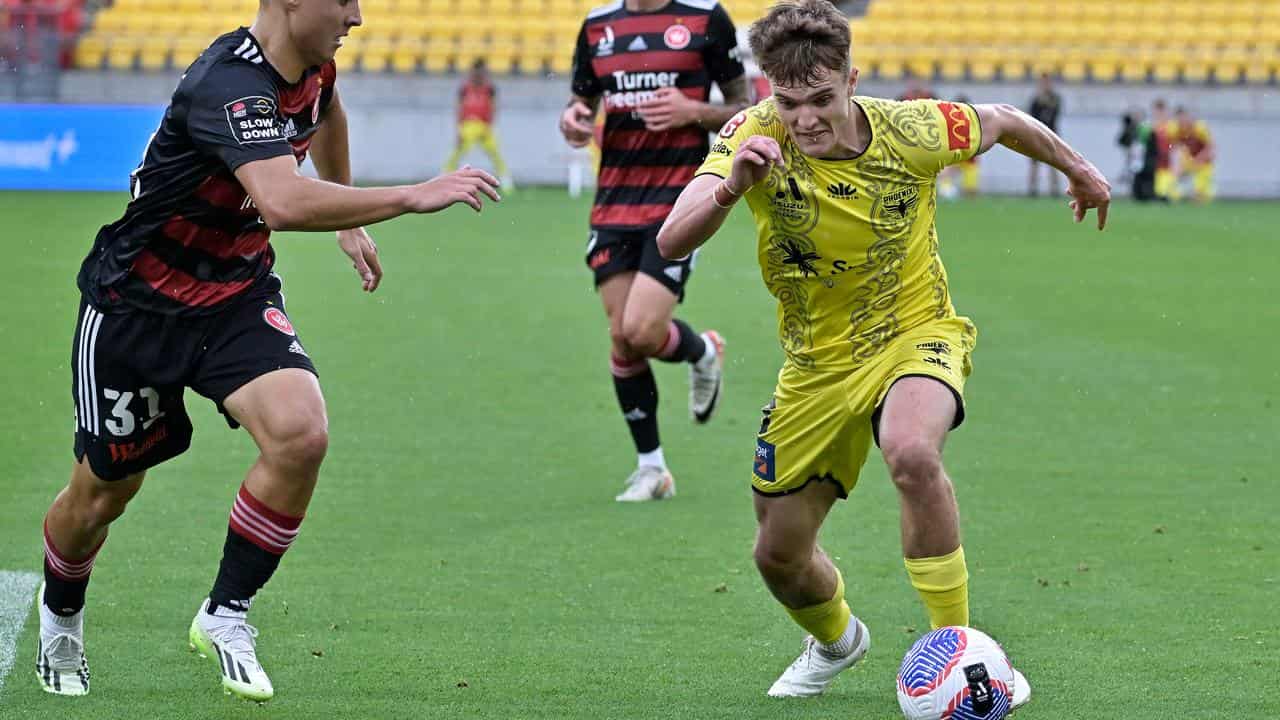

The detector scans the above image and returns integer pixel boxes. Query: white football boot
[1010,667,1032,711]
[689,331,725,424]
[615,465,676,503]
[35,583,90,696]
[767,618,871,698]
[188,599,274,702]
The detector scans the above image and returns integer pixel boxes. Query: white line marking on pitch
[0,571,40,694]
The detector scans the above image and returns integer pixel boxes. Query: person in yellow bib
[445,59,513,188]
[658,0,1110,700]
[1174,106,1215,203]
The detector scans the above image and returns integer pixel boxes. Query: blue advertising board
[0,104,166,191]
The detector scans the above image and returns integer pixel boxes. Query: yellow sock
[784,570,852,644]
[904,546,969,629]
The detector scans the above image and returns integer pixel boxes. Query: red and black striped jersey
[572,0,743,229]
[77,28,335,316]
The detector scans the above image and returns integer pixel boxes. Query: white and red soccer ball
[896,626,1016,720]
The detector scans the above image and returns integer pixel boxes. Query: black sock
[612,359,660,453]
[43,561,89,617]
[655,318,707,364]
[208,530,282,613]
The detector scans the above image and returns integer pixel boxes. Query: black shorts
[584,224,696,301]
[71,274,317,481]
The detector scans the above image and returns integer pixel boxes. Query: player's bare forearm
[309,88,353,186]
[975,103,1086,178]
[657,174,732,259]
[256,177,412,231]
[695,75,751,131]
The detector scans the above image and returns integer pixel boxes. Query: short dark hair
[748,0,851,87]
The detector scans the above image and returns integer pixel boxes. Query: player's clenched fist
[407,165,502,213]
[560,100,595,148]
[727,135,786,195]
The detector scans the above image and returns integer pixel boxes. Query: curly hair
[748,0,851,87]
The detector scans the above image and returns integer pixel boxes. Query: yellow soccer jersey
[698,96,981,372]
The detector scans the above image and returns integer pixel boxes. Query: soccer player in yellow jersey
[658,0,1110,700]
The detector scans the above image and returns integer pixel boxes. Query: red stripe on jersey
[162,216,270,260]
[585,14,709,45]
[132,249,260,307]
[602,129,708,151]
[598,165,695,188]
[592,50,705,77]
[590,203,672,227]
[194,173,252,213]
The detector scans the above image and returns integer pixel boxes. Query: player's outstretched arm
[974,103,1111,229]
[657,134,784,259]
[235,156,500,233]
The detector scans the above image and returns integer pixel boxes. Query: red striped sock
[228,485,302,555]
[42,519,105,615]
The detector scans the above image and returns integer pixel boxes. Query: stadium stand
[66,0,1280,84]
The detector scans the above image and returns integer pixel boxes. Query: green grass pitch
[0,189,1276,719]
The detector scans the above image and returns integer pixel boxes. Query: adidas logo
[623,408,648,421]
[663,265,683,282]
[628,35,648,51]
[827,182,858,199]
[288,340,309,357]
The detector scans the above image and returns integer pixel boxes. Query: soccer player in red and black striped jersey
[35,0,499,703]
[559,0,750,503]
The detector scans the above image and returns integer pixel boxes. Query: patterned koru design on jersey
[759,109,821,369]
[763,233,820,368]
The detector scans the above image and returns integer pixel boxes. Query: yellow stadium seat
[424,42,454,73]
[548,52,572,75]
[362,40,393,72]
[93,10,129,33]
[123,13,159,35]
[172,36,209,69]
[107,40,139,71]
[74,34,107,69]
[139,37,171,71]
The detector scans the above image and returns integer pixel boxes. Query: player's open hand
[409,165,501,213]
[560,100,595,147]
[728,135,786,195]
[638,87,700,132]
[1065,158,1111,230]
[338,226,383,293]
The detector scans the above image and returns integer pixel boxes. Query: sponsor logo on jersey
[664,24,691,50]
[826,182,858,199]
[107,422,169,463]
[588,246,612,269]
[710,141,731,156]
[597,25,615,56]
[937,101,971,151]
[283,118,298,139]
[225,96,284,145]
[604,71,682,110]
[263,307,295,335]
[719,110,747,138]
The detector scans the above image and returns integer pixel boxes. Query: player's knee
[882,438,944,493]
[69,482,137,528]
[753,538,808,581]
[262,415,329,471]
[620,316,666,357]
[609,324,638,359]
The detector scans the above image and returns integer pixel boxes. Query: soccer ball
[896,626,1016,720]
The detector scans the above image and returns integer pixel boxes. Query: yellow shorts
[457,119,496,147]
[752,317,977,499]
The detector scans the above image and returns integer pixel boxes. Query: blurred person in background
[445,59,514,189]
[1173,106,1215,204]
[1151,98,1179,201]
[1027,73,1061,197]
